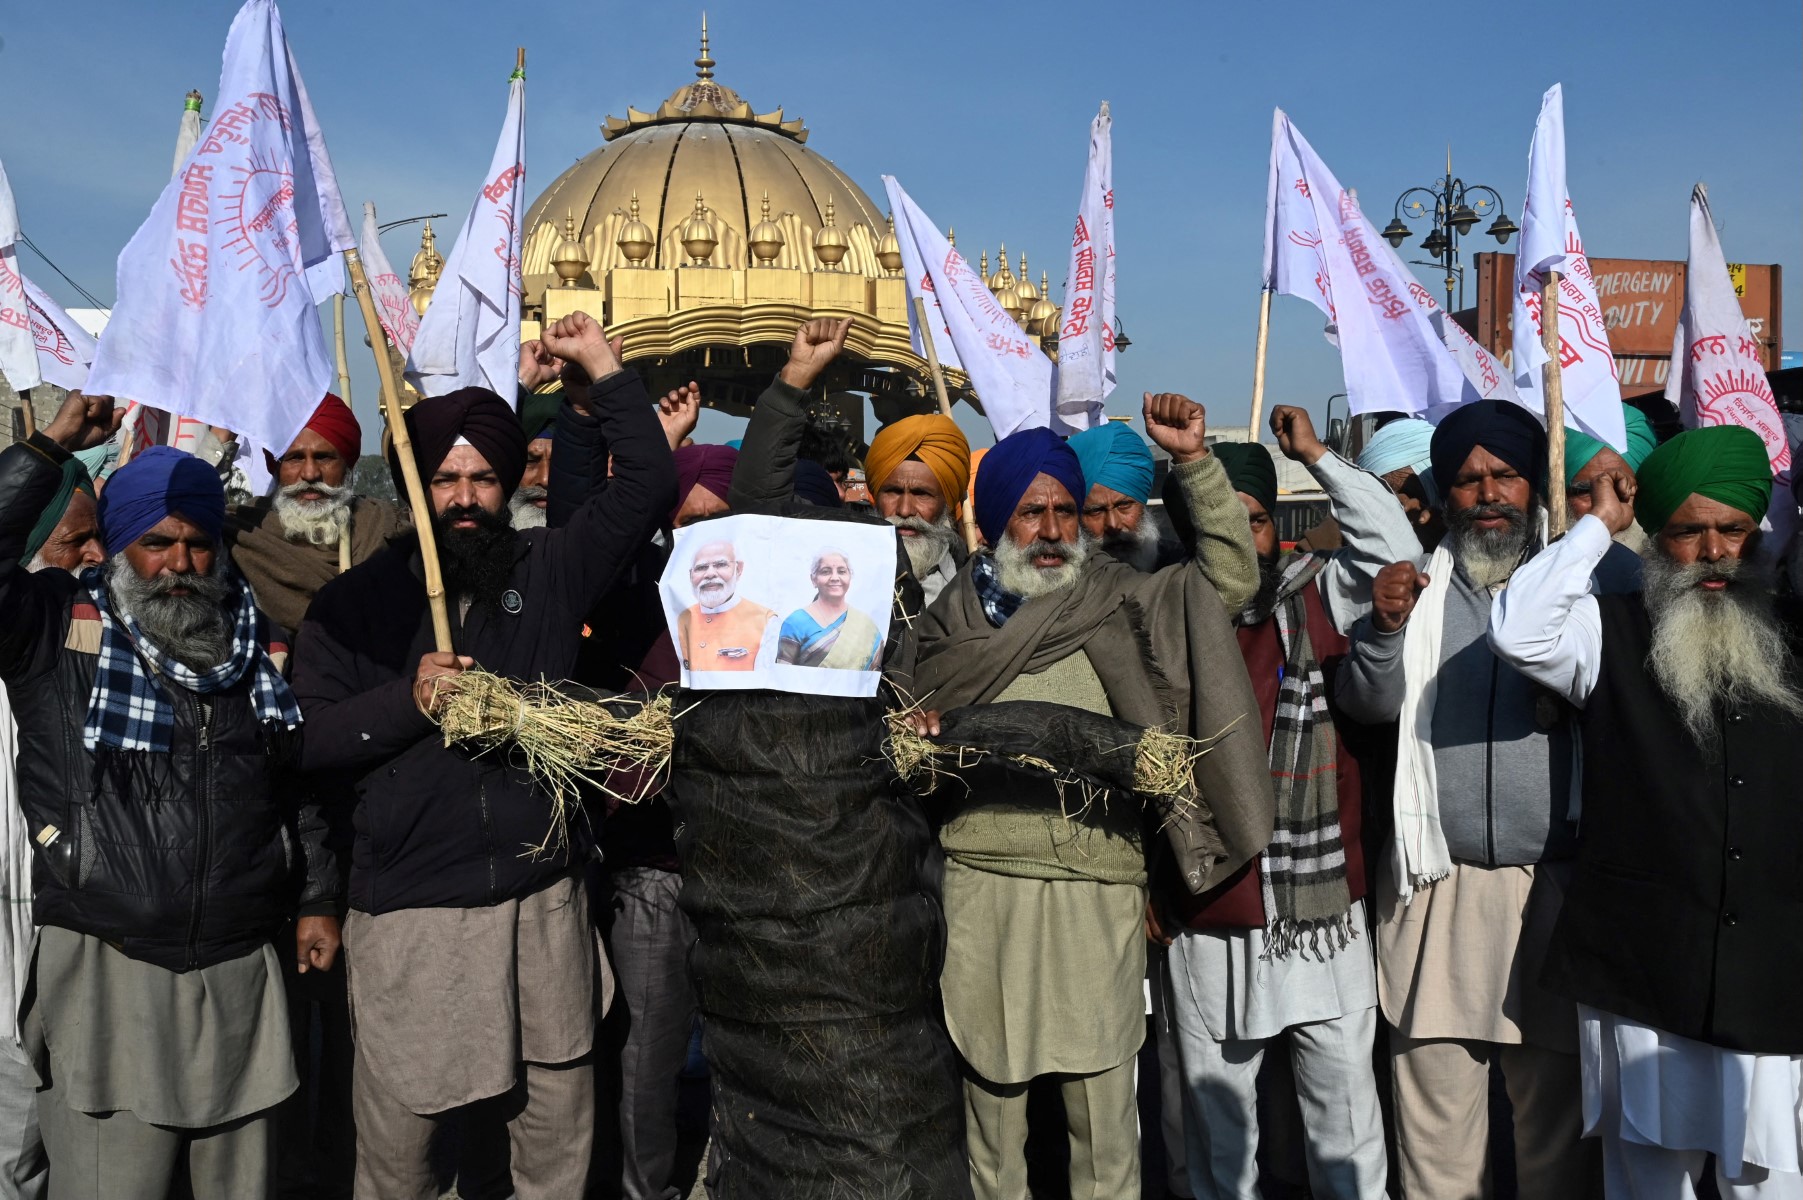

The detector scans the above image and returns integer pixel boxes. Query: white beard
[272,481,354,547]
[889,512,958,578]
[1448,503,1535,590]
[995,531,1092,598]
[509,485,549,530]
[1644,549,1803,744]
[1101,517,1161,574]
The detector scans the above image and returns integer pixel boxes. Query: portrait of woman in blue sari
[776,548,884,670]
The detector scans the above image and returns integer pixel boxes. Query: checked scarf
[80,566,303,754]
[1238,551,1353,959]
[970,553,1027,628]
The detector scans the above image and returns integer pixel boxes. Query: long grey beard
[1448,502,1534,590]
[995,530,1093,598]
[107,553,235,673]
[890,512,957,578]
[1644,550,1803,744]
[1101,516,1162,574]
[272,480,354,547]
[509,485,549,530]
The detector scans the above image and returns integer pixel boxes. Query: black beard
[1250,554,1283,615]
[434,504,516,611]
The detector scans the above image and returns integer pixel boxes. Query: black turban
[390,387,530,498]
[793,459,844,508]
[1429,400,1546,496]
[1212,441,1278,513]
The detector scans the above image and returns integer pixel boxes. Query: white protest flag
[359,201,419,353]
[407,67,525,400]
[87,0,356,459]
[884,176,1054,439]
[884,193,963,374]
[1261,111,1472,419]
[172,90,204,179]
[0,157,41,394]
[22,275,98,390]
[1053,102,1116,434]
[1510,84,1625,452]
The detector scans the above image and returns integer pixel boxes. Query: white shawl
[1390,542,1456,904]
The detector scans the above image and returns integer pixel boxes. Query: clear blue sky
[4,0,1798,452]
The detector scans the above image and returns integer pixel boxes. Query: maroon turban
[304,393,362,462]
[389,387,529,498]
[671,444,737,523]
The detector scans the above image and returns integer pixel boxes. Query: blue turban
[1429,400,1546,496]
[793,459,843,508]
[1067,423,1154,504]
[1359,417,1436,479]
[96,446,225,556]
[973,427,1085,547]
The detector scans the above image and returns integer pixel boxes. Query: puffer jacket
[0,435,337,971]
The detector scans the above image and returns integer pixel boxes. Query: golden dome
[1028,272,1058,336]
[812,195,849,268]
[987,244,1016,293]
[522,20,887,298]
[876,212,902,275]
[549,211,588,285]
[748,191,786,265]
[678,193,719,264]
[1013,253,1039,304]
[615,193,654,264]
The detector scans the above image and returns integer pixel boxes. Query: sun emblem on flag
[219,153,304,309]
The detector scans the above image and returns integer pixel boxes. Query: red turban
[303,393,362,463]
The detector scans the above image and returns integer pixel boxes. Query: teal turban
[1565,405,1656,483]
[1633,425,1773,536]
[1212,441,1278,514]
[1068,422,1154,504]
[23,457,95,563]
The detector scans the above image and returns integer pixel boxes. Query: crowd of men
[0,308,1798,1200]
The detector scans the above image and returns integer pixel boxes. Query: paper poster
[659,515,896,697]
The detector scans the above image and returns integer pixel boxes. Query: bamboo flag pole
[913,296,980,552]
[17,390,35,438]
[1247,288,1273,441]
[345,246,453,652]
[1542,271,1569,538]
[332,292,352,404]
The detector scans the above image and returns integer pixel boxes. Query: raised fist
[1371,561,1430,635]
[777,316,854,391]
[1143,392,1208,465]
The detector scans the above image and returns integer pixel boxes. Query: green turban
[1633,425,1773,536]
[24,456,96,563]
[1565,405,1657,483]
[1212,441,1278,514]
[518,388,562,440]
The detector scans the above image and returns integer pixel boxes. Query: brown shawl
[226,496,410,632]
[910,553,1275,896]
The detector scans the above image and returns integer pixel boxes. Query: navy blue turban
[973,427,1086,546]
[1429,400,1546,496]
[793,459,844,508]
[96,446,225,556]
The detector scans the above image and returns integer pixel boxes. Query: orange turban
[864,415,971,516]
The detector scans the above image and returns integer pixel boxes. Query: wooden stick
[17,390,35,438]
[332,292,352,404]
[1247,288,1273,442]
[1541,271,1568,538]
[345,246,453,652]
[913,296,980,552]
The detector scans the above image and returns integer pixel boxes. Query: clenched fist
[1371,561,1430,635]
[778,317,854,391]
[1142,392,1208,465]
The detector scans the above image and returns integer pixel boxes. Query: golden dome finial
[812,193,849,269]
[695,12,715,80]
[979,250,989,278]
[551,209,587,286]
[616,191,654,265]
[1028,270,1058,337]
[1013,253,1039,305]
[749,190,786,265]
[947,226,956,248]
[680,192,718,264]
[988,243,1015,293]
[876,212,902,275]
[408,222,443,316]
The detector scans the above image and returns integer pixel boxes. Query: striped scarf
[80,566,302,754]
[1238,552,1352,959]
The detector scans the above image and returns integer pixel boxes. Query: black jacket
[1546,592,1803,1053]
[0,436,337,972]
[291,371,677,915]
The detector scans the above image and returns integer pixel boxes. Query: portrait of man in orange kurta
[677,539,776,672]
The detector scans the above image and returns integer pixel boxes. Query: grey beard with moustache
[1101,517,1161,574]
[1447,501,1535,589]
[890,512,958,578]
[994,530,1093,598]
[106,552,235,672]
[1644,547,1803,744]
[271,479,354,547]
[509,485,548,530]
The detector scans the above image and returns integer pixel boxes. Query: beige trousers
[1389,1031,1600,1200]
[962,1057,1140,1200]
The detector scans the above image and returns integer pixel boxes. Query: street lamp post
[1382,150,1517,312]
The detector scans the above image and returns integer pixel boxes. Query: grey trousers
[351,1034,595,1200]
[1174,1004,1387,1200]
[1148,955,1192,1199]
[36,1081,273,1200]
[0,1040,45,1200]
[601,867,697,1200]
[963,1057,1140,1200]
[1390,1031,1599,1200]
